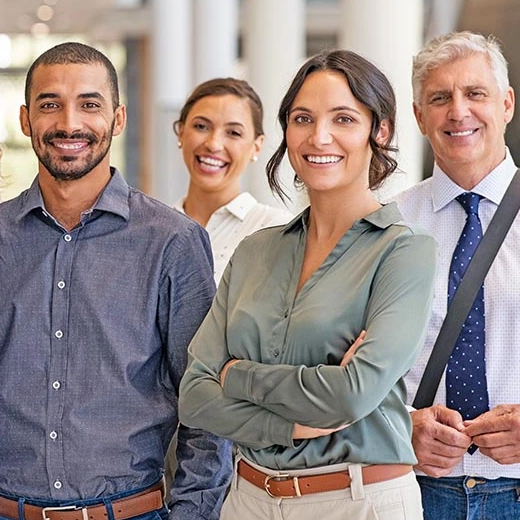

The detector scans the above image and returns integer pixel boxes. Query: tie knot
[456,192,483,216]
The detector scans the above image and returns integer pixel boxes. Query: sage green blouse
[179,203,437,469]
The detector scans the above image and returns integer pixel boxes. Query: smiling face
[177,94,263,198]
[286,70,387,197]
[19,62,126,183]
[414,53,514,187]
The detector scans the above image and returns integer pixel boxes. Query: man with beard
[0,42,231,520]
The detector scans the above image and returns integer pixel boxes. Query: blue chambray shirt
[0,169,231,520]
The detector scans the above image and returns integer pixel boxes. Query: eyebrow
[192,115,246,128]
[426,85,488,96]
[289,105,361,116]
[425,89,450,97]
[35,91,106,102]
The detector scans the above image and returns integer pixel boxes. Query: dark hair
[173,77,264,138]
[267,49,398,200]
[24,42,120,109]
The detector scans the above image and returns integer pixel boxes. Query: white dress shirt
[392,149,520,479]
[174,192,292,283]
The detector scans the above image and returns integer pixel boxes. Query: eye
[293,114,312,124]
[40,102,59,110]
[468,90,486,99]
[193,122,209,131]
[83,102,101,110]
[336,115,355,124]
[228,129,243,138]
[430,94,449,105]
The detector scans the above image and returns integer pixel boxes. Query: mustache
[43,130,98,144]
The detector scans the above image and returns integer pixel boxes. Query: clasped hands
[412,403,520,476]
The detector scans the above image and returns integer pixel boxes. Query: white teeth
[306,155,342,164]
[199,156,226,167]
[449,130,475,137]
[54,142,85,150]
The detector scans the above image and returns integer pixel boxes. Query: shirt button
[53,480,62,489]
[57,280,66,289]
[272,349,280,357]
[49,431,58,440]
[55,330,63,339]
[466,478,477,489]
[52,381,61,390]
[64,234,72,242]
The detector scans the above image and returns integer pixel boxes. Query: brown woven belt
[237,459,412,498]
[0,481,164,520]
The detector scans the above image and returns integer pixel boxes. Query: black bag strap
[413,168,520,409]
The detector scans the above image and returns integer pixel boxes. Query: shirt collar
[281,202,403,234]
[221,192,258,220]
[16,167,130,223]
[173,192,259,221]
[431,148,517,211]
[93,168,130,220]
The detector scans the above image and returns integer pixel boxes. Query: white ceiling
[0,1,347,41]
[0,0,150,40]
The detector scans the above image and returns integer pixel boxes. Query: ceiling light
[31,23,50,36]
[37,5,55,22]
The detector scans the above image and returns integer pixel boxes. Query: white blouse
[174,192,292,283]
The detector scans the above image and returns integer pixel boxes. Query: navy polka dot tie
[446,193,489,452]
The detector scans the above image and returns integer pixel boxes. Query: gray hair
[412,31,509,105]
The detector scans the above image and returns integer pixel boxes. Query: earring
[252,156,258,162]
[177,141,182,148]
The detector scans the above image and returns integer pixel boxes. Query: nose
[308,121,333,147]
[447,93,471,121]
[204,130,224,152]
[55,104,83,134]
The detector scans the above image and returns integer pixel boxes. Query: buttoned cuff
[224,361,295,448]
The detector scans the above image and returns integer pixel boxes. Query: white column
[243,0,305,211]
[339,0,424,198]
[425,0,465,40]
[150,0,192,204]
[193,0,238,84]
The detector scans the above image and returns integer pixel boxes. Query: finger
[330,422,350,432]
[471,430,509,447]
[431,405,466,432]
[464,412,520,437]
[340,330,366,367]
[479,449,520,465]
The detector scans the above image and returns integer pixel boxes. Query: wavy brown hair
[267,49,398,201]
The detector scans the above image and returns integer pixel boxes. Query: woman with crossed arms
[179,49,437,519]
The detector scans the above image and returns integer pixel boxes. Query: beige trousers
[220,456,423,520]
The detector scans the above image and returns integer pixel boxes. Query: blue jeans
[418,475,520,520]
[0,480,169,520]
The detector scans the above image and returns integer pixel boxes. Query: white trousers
[220,456,423,520]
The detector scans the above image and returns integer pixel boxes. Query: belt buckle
[42,505,88,520]
[263,473,302,499]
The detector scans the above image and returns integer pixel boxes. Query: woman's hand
[292,422,350,439]
[219,359,240,387]
[340,330,366,367]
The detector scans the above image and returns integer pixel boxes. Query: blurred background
[0,0,518,209]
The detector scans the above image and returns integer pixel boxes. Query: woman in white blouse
[173,77,292,283]
[166,78,292,487]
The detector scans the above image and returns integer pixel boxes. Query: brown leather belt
[0,481,164,520]
[237,459,412,498]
